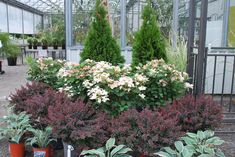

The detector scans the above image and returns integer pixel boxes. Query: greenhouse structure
[0,0,235,157]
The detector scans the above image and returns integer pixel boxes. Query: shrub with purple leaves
[10,82,51,113]
[10,82,69,128]
[164,94,223,132]
[110,109,182,156]
[46,99,110,152]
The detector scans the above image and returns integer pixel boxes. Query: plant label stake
[67,145,74,157]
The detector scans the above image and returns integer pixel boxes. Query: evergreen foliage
[80,0,124,64]
[132,3,167,66]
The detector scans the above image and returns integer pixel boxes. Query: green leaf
[174,141,184,153]
[106,138,115,150]
[154,151,172,157]
[163,147,177,155]
[111,145,132,156]
[215,149,225,157]
[186,132,197,138]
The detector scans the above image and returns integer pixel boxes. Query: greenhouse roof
[9,0,137,14]
[14,0,64,13]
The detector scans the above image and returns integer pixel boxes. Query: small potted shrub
[0,112,32,157]
[27,37,33,49]
[60,38,65,49]
[0,32,20,66]
[32,38,38,49]
[27,126,56,157]
[4,43,20,66]
[41,37,48,50]
[52,38,59,49]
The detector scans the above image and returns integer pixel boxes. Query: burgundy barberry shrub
[10,81,69,127]
[46,99,110,151]
[165,94,223,132]
[10,82,51,113]
[110,109,182,156]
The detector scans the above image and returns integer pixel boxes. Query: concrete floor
[0,59,28,117]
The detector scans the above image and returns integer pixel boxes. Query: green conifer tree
[80,0,124,64]
[132,3,167,66]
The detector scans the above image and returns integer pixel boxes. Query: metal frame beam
[120,0,126,50]
[186,0,196,84]
[65,0,73,48]
[172,0,179,50]
[0,0,43,15]
[196,0,209,95]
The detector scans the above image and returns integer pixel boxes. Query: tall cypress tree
[80,0,124,64]
[132,3,167,66]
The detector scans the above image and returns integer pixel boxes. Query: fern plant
[80,138,132,157]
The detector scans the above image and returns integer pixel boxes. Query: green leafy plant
[4,44,20,58]
[155,130,225,157]
[166,35,187,72]
[27,37,33,46]
[81,138,132,157]
[80,0,124,65]
[27,126,56,148]
[0,111,32,144]
[52,38,59,46]
[132,2,167,66]
[32,37,38,47]
[0,32,20,58]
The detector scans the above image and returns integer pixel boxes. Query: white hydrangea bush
[29,58,192,115]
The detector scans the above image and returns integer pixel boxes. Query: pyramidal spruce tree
[132,2,167,66]
[80,0,124,64]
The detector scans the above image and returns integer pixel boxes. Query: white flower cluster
[87,86,109,103]
[54,59,193,103]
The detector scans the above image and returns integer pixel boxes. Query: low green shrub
[155,130,225,157]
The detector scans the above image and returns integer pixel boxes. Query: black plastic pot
[42,45,48,50]
[7,57,17,66]
[62,44,66,50]
[28,45,32,49]
[53,45,58,49]
[33,45,37,49]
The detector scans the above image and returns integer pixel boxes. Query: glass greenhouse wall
[0,1,43,35]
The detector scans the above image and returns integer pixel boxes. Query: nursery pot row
[9,143,51,157]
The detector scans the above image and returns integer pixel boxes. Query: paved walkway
[0,59,28,117]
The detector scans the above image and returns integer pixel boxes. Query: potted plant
[0,112,32,157]
[41,37,48,50]
[33,37,38,49]
[27,37,33,49]
[27,126,56,157]
[4,44,20,66]
[52,38,59,49]
[60,38,65,49]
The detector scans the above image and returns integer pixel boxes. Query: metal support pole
[65,0,73,48]
[6,3,9,33]
[186,0,196,85]
[172,0,179,50]
[120,0,126,50]
[196,0,208,95]
[222,0,230,46]
[137,0,140,29]
[22,10,25,45]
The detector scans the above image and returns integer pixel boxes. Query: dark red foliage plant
[10,81,69,127]
[46,99,110,152]
[10,81,51,113]
[164,94,223,133]
[110,109,182,156]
